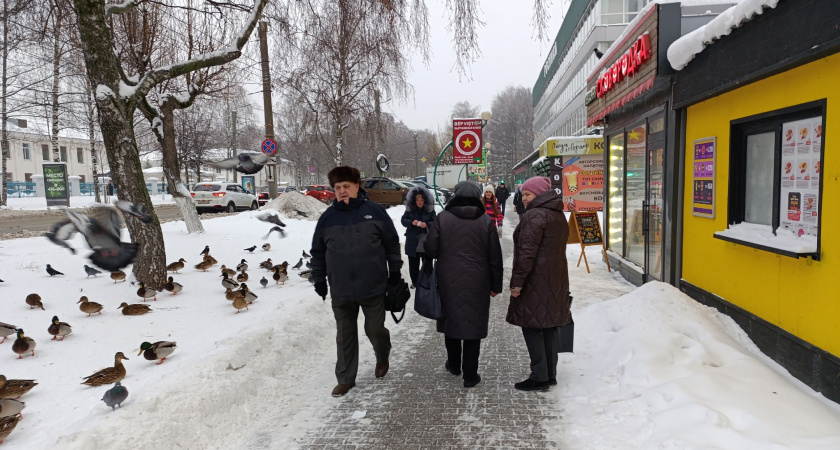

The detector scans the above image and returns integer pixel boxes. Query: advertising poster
[241,176,256,194]
[779,117,822,237]
[550,157,564,197]
[560,155,604,212]
[452,118,483,164]
[43,163,70,207]
[572,212,604,245]
[692,137,716,218]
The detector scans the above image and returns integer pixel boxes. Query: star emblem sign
[462,137,473,148]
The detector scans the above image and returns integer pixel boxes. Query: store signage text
[595,34,652,99]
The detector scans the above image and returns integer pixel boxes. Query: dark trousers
[500,199,507,216]
[445,337,481,381]
[332,295,391,384]
[522,327,558,382]
[408,255,421,286]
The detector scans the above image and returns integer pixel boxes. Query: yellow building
[672,0,839,403]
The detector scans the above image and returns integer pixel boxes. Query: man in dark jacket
[311,166,404,397]
[494,181,510,215]
[512,184,526,220]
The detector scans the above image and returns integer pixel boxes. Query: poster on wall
[241,176,255,194]
[779,116,822,237]
[43,163,70,207]
[560,154,604,212]
[692,137,715,218]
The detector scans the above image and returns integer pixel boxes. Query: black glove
[388,271,401,286]
[314,281,328,300]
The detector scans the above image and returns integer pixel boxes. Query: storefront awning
[538,136,604,157]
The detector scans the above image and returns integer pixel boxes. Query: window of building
[60,146,67,162]
[77,147,84,163]
[725,100,824,258]
[22,143,31,160]
[42,144,50,161]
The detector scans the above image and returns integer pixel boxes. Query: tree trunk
[50,12,61,162]
[159,104,203,233]
[85,80,101,203]
[72,0,167,289]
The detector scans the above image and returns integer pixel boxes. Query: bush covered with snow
[260,191,327,220]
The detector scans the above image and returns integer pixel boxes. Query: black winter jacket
[425,196,504,340]
[400,186,437,257]
[512,189,526,214]
[495,185,510,202]
[310,189,403,302]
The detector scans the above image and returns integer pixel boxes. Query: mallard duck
[0,322,17,344]
[118,302,152,316]
[259,258,273,270]
[236,271,249,283]
[194,259,213,272]
[236,259,249,272]
[11,329,35,359]
[48,316,72,341]
[238,284,258,304]
[272,266,288,285]
[224,287,237,301]
[82,352,128,387]
[25,293,44,310]
[111,270,127,283]
[163,276,183,295]
[0,376,37,399]
[203,253,218,265]
[136,282,157,302]
[221,273,239,290]
[262,243,271,251]
[139,341,177,364]
[166,258,186,273]
[77,296,104,316]
[0,415,21,445]
[0,398,24,419]
[101,381,129,410]
[220,265,236,277]
[232,292,249,313]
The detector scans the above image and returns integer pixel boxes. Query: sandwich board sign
[567,211,610,273]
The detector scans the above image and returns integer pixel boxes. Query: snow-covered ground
[1,195,175,212]
[0,203,839,449]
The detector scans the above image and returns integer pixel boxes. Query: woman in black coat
[400,186,436,287]
[424,181,503,388]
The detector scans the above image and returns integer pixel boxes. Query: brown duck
[82,352,128,387]
[225,288,237,301]
[0,415,21,445]
[110,271,127,283]
[0,375,38,399]
[203,253,218,265]
[220,265,236,277]
[11,329,35,359]
[166,258,186,273]
[194,259,213,272]
[77,296,104,316]
[25,294,44,310]
[118,302,152,316]
[236,271,249,283]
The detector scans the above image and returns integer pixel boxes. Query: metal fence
[6,181,36,198]
[6,181,169,198]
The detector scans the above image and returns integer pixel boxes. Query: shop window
[722,100,824,258]
[608,134,625,255]
[624,124,647,265]
[22,143,30,160]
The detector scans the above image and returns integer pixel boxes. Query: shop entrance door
[645,143,664,281]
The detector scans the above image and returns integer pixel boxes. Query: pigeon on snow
[46,264,64,277]
[101,381,129,410]
[292,258,303,270]
[84,265,102,277]
[244,245,257,253]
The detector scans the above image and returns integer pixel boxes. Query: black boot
[445,360,461,376]
[464,374,481,388]
[514,378,549,392]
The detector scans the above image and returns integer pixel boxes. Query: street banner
[538,136,604,157]
[453,118,483,164]
[561,155,604,212]
[241,176,256,194]
[43,163,70,207]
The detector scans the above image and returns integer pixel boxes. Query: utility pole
[259,21,277,199]
[413,132,418,178]
[231,110,238,183]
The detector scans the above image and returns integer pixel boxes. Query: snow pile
[714,222,817,253]
[668,0,779,71]
[260,190,327,220]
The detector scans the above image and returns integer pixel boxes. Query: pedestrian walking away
[400,186,436,289]
[483,185,504,234]
[495,181,510,215]
[310,166,405,397]
[424,181,503,388]
[507,176,572,392]
[512,184,526,222]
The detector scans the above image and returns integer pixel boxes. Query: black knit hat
[328,166,361,187]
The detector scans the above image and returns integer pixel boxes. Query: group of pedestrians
[310,166,571,397]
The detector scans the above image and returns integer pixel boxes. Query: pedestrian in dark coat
[506,176,571,392]
[512,185,526,220]
[425,181,503,388]
[400,186,436,287]
[494,181,510,215]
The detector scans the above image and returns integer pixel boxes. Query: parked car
[411,179,453,203]
[304,185,335,203]
[258,186,297,206]
[191,182,259,213]
[363,177,409,206]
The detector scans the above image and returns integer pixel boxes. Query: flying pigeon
[292,258,303,270]
[46,264,64,277]
[84,265,102,277]
[115,200,153,223]
[45,220,78,254]
[101,381,129,410]
[244,245,257,253]
[208,153,270,175]
[200,245,210,256]
[256,212,286,228]
[302,250,311,258]
[65,208,140,271]
[260,276,268,288]
[263,226,286,239]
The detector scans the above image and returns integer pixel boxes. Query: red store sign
[596,34,652,98]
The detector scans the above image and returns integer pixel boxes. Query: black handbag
[414,258,443,320]
[384,278,411,323]
[556,295,574,353]
[415,233,428,253]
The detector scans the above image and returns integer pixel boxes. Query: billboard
[453,118,483,164]
[43,163,69,207]
[561,155,604,212]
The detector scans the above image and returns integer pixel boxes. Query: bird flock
[0,209,307,444]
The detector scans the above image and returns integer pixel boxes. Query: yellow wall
[683,54,840,357]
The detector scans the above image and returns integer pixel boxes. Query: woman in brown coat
[507,176,571,392]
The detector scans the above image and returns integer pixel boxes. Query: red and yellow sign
[595,34,652,99]
[453,119,483,164]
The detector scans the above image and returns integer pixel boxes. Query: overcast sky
[387,1,568,132]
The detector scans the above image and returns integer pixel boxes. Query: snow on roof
[6,116,99,141]
[668,0,779,71]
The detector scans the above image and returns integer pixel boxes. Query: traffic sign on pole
[309,166,316,173]
[261,139,277,156]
